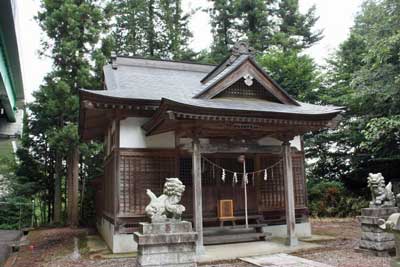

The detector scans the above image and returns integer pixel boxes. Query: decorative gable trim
[200,41,256,84]
[195,58,299,106]
[214,78,284,103]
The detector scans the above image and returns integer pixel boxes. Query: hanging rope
[201,156,283,183]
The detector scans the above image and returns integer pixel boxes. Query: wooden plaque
[217,199,234,219]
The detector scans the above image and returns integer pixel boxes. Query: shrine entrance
[180,154,259,223]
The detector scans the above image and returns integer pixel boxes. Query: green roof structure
[0,0,24,123]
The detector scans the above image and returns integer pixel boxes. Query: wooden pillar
[192,135,205,254]
[282,140,298,246]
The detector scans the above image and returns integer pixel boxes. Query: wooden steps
[204,232,271,245]
[203,224,272,245]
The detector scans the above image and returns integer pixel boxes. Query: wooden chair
[217,199,235,227]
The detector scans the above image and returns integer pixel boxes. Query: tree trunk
[54,152,62,224]
[66,151,73,225]
[67,147,80,227]
[148,0,155,57]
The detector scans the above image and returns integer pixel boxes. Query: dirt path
[6,219,392,267]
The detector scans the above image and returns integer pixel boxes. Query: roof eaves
[159,98,342,119]
[79,88,161,106]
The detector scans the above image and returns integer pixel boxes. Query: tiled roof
[84,55,342,116]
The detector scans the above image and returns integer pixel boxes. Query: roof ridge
[116,55,217,65]
[112,57,215,73]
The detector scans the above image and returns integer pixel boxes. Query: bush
[308,180,368,217]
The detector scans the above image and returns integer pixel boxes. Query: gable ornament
[231,41,255,56]
[243,74,254,86]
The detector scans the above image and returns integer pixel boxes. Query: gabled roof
[193,55,299,106]
[79,42,343,140]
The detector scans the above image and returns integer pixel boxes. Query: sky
[16,0,364,103]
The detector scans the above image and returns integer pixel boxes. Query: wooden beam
[282,140,298,246]
[192,135,205,254]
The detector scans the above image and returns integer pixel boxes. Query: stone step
[204,227,258,236]
[204,232,271,245]
[203,224,269,235]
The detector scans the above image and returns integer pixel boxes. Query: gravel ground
[294,218,391,267]
[5,219,392,267]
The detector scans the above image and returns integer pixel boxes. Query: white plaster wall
[119,117,175,148]
[257,136,302,151]
[97,217,137,253]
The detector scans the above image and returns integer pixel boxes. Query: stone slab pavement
[240,253,334,267]
[0,230,22,266]
[197,238,321,263]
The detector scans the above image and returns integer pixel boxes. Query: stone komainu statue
[367,173,395,208]
[145,178,186,223]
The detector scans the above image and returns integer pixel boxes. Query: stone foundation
[97,217,137,253]
[358,207,398,256]
[134,221,197,267]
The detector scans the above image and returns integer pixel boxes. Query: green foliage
[7,0,109,225]
[308,180,368,217]
[206,0,322,62]
[235,0,273,53]
[0,154,35,229]
[258,48,321,101]
[271,0,322,51]
[110,0,194,60]
[207,0,238,62]
[361,116,400,157]
[308,0,400,196]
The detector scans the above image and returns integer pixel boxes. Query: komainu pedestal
[358,207,398,256]
[134,178,197,267]
[134,221,197,267]
[378,213,400,267]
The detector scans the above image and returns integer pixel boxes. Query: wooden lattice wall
[118,149,178,217]
[257,152,307,211]
[103,152,116,217]
[215,78,283,103]
[111,149,307,227]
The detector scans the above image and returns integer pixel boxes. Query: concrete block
[97,217,137,253]
[177,251,196,263]
[358,216,384,225]
[361,207,398,217]
[261,222,312,238]
[361,224,386,233]
[361,232,395,242]
[135,221,197,267]
[139,221,193,235]
[358,208,397,254]
[134,232,197,245]
[138,243,195,255]
[360,239,395,251]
